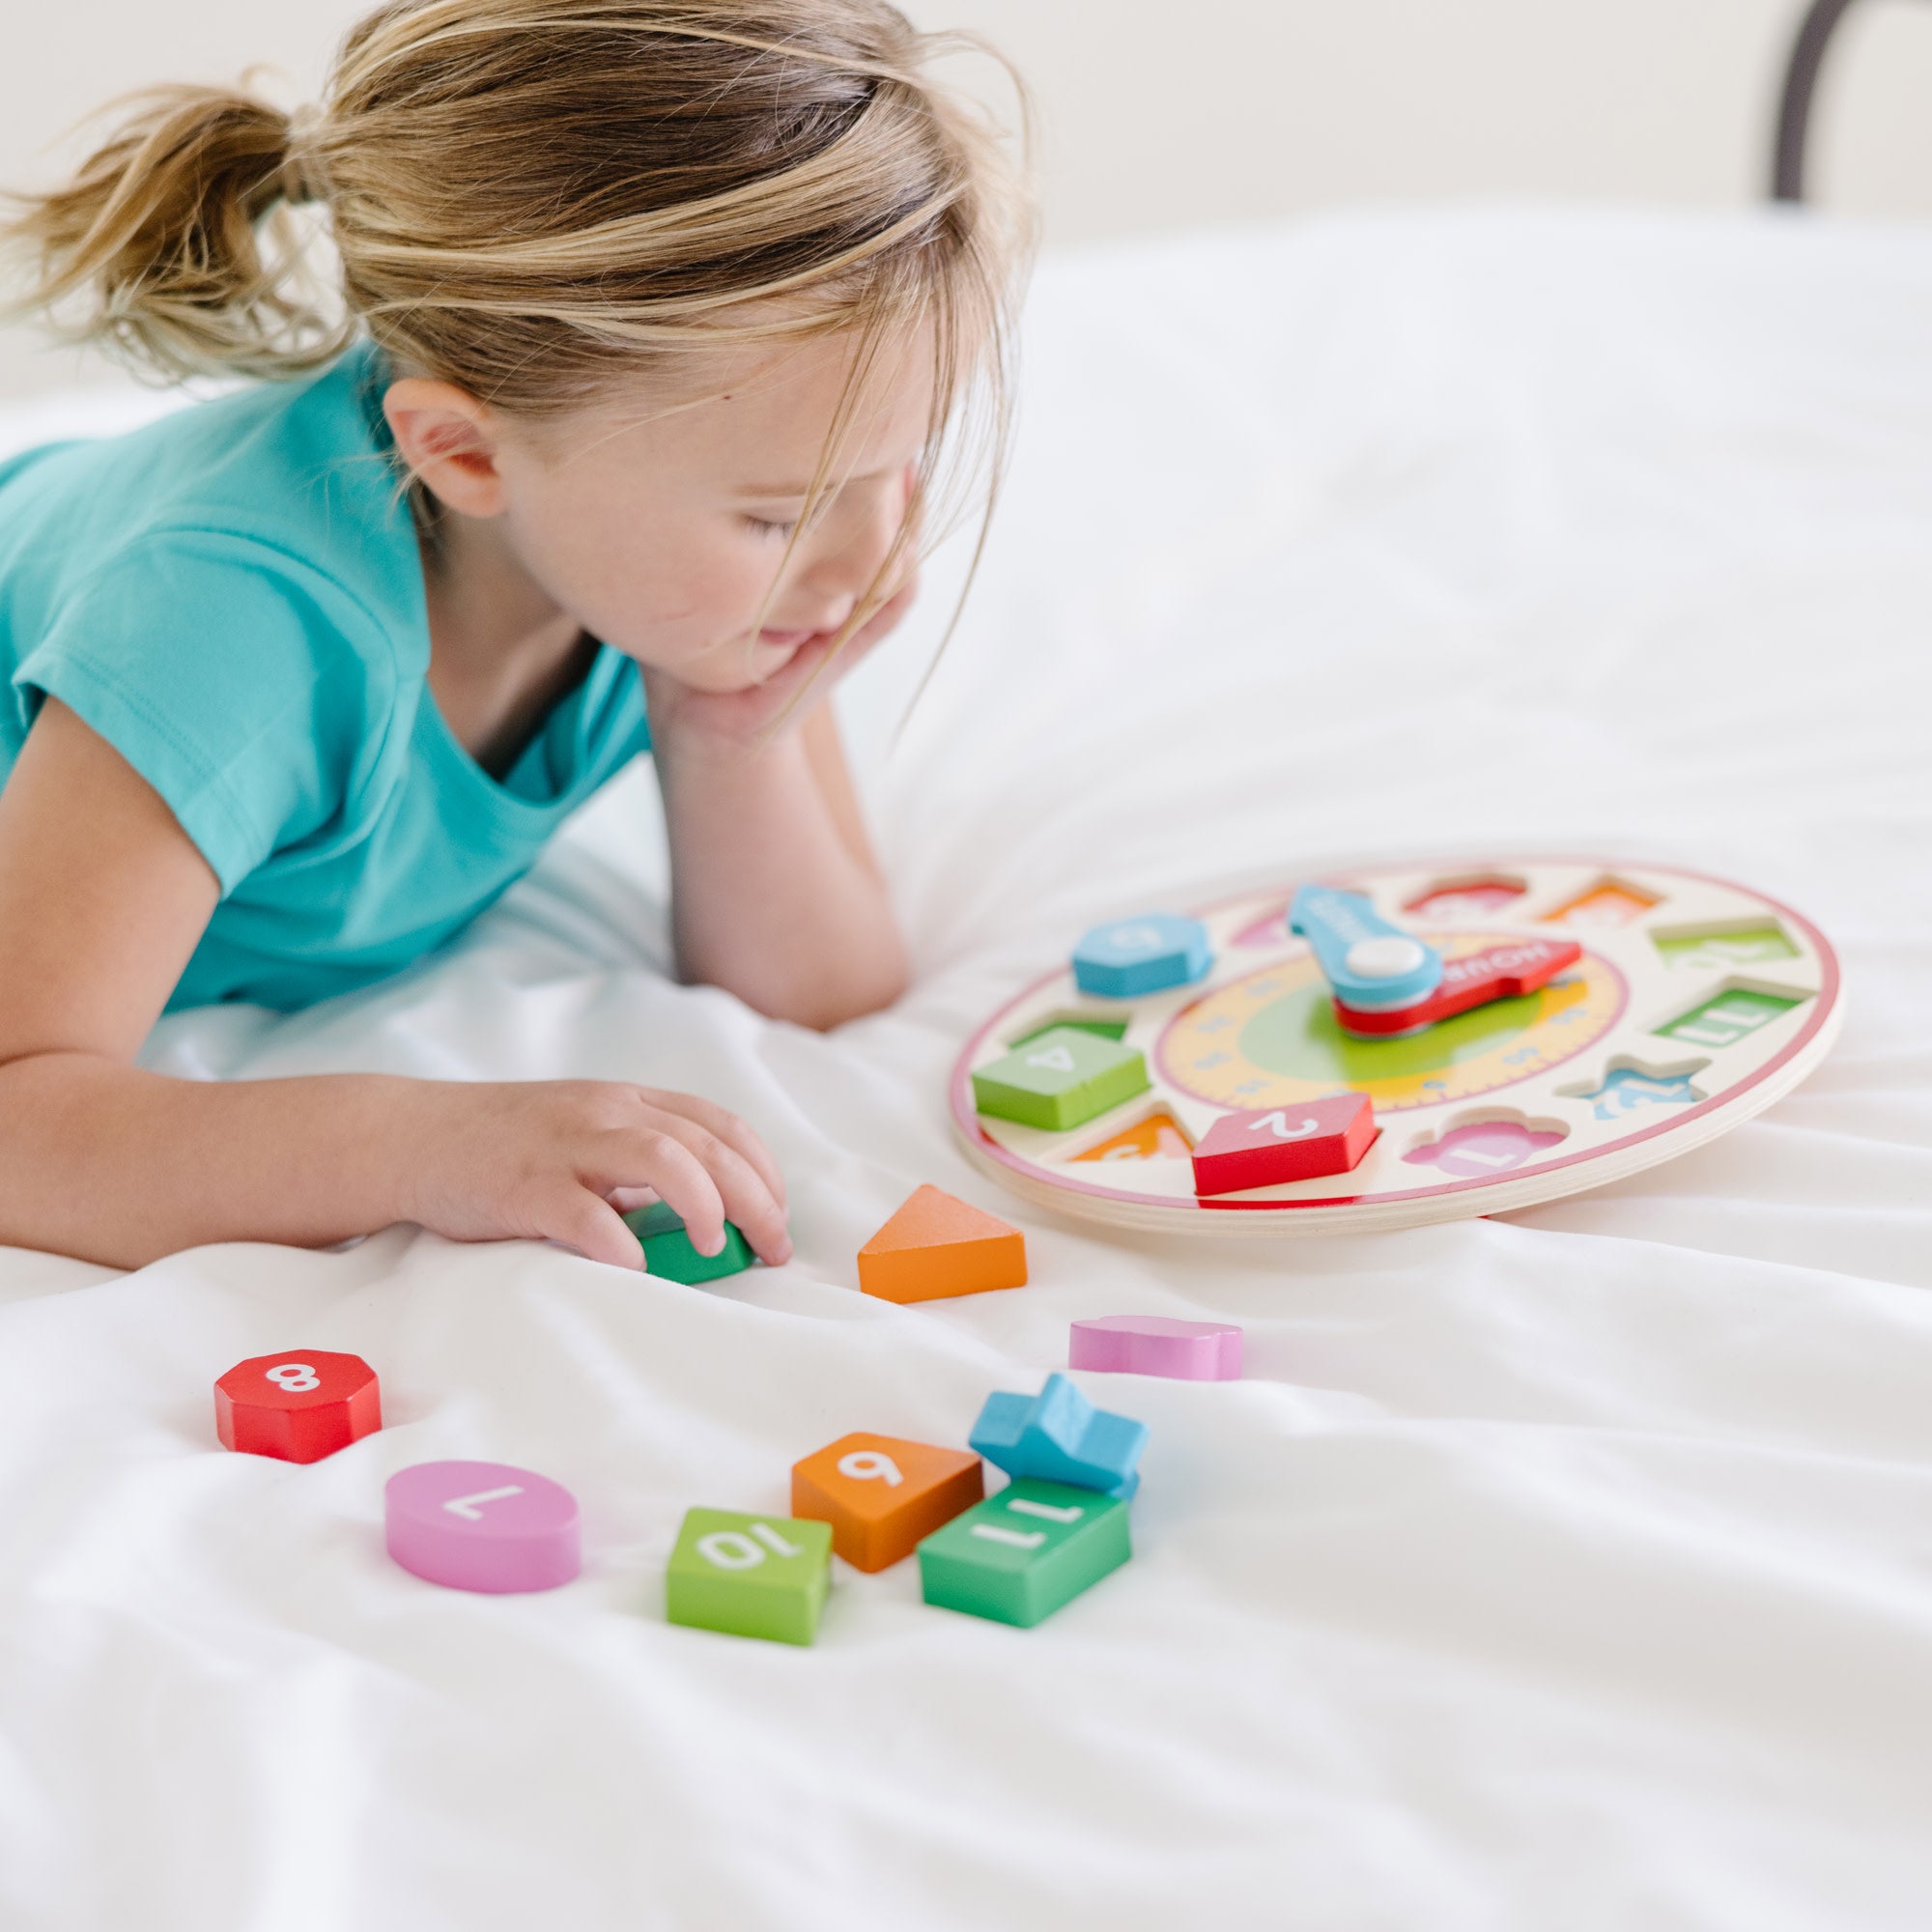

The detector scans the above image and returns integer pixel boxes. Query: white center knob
[1346,936,1427,980]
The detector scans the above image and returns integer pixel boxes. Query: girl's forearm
[0,1053,423,1268]
[654,723,908,1029]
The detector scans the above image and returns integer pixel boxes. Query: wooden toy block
[1289,885,1443,1011]
[969,1373,1147,1500]
[857,1184,1028,1303]
[214,1350,381,1463]
[971,1027,1150,1131]
[1071,914,1212,998]
[1190,1093,1377,1196]
[1332,936,1581,1038]
[666,1508,833,1645]
[918,1478,1131,1628]
[790,1433,983,1572]
[1069,1316,1243,1380]
[622,1200,756,1284]
[384,1460,582,1594]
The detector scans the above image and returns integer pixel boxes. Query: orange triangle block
[857,1184,1028,1304]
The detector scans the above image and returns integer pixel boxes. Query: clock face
[950,860,1842,1236]
[1156,931,1627,1115]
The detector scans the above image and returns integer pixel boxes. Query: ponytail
[2,84,349,381]
[5,5,1032,416]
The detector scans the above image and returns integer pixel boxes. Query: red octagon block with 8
[214,1350,382,1463]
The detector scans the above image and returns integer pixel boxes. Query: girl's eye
[744,516,797,540]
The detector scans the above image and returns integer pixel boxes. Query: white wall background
[3,0,1931,398]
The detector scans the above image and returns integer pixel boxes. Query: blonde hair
[4,0,1033,693]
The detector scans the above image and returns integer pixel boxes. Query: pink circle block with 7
[384,1460,582,1594]
[1069,1316,1244,1380]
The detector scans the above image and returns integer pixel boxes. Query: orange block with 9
[214,1350,382,1463]
[791,1433,984,1573]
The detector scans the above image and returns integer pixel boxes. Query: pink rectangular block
[1069,1316,1243,1381]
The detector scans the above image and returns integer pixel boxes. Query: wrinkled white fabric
[2,207,1929,1932]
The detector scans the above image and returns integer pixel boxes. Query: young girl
[0,0,1028,1275]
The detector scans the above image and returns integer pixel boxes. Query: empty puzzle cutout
[1653,983,1806,1050]
[1010,1011,1131,1048]
[1231,904,1291,949]
[1402,1114,1567,1178]
[1404,875,1527,921]
[1557,1055,1710,1122]
[1546,876,1661,929]
[1072,1106,1195,1162]
[1651,923,1799,973]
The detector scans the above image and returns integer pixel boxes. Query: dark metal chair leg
[1773,0,1862,201]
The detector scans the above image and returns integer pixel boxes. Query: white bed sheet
[2,206,1930,1932]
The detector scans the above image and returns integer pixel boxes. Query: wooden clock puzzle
[949,859,1842,1235]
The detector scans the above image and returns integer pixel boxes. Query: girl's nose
[802,488,902,609]
[795,591,856,637]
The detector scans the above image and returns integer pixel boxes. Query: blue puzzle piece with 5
[1072,914,1212,999]
[1289,885,1443,1011]
[969,1373,1147,1500]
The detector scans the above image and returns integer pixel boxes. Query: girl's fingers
[580,1124,731,1258]
[642,1089,788,1212]
[541,1183,646,1271]
[639,1109,792,1265]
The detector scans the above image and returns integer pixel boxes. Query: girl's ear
[382,378,509,517]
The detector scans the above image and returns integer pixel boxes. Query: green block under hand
[623,1201,756,1284]
[666,1508,833,1645]
[918,1478,1131,1628]
[971,1026,1150,1131]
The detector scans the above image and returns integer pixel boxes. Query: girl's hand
[642,569,920,757]
[402,1079,792,1272]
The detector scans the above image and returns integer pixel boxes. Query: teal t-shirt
[0,343,650,1012]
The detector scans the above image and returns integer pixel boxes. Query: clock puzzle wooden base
[949,859,1843,1236]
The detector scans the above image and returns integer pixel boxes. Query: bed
[2,205,1929,1930]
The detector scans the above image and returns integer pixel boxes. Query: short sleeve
[12,530,393,895]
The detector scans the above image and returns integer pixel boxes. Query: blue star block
[1289,884,1443,1011]
[968,1374,1147,1500]
[1072,914,1212,999]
